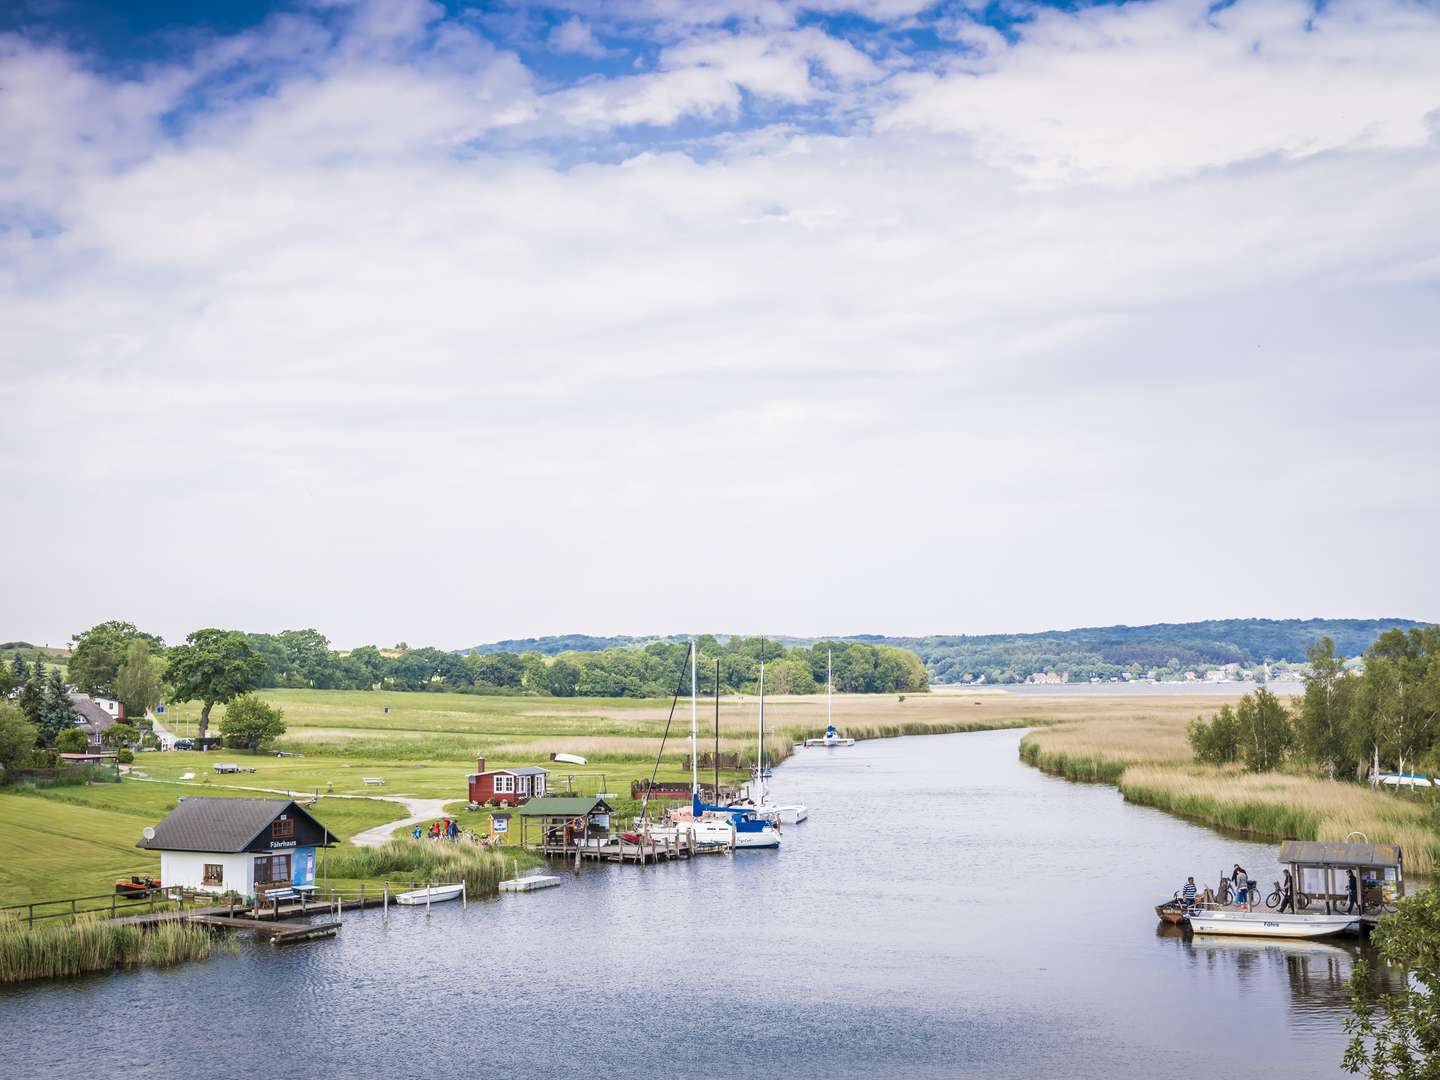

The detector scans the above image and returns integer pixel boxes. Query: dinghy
[1186,909,1359,939]
[394,883,463,906]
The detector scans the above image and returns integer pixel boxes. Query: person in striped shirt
[1182,877,1199,909]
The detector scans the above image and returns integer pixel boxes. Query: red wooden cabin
[467,757,549,806]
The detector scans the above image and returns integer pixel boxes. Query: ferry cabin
[137,797,333,900]
[467,757,549,806]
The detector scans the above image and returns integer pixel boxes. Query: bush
[1188,704,1241,765]
[55,729,89,754]
[117,748,134,764]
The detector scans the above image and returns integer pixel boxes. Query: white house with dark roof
[138,797,334,898]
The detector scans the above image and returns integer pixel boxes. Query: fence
[0,884,173,926]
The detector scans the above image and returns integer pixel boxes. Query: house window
[254,854,291,884]
[272,817,295,840]
[534,775,545,796]
[203,864,224,886]
[494,774,513,794]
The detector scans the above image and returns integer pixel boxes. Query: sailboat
[729,653,808,824]
[649,642,781,850]
[804,649,854,747]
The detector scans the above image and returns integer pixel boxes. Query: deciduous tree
[218,695,286,751]
[1345,887,1440,1078]
[1296,637,1356,780]
[55,728,89,754]
[114,639,164,719]
[165,629,265,742]
[68,621,163,697]
[0,703,38,769]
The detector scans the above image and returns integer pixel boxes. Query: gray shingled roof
[510,766,549,776]
[137,797,322,853]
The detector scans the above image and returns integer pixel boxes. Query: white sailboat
[804,649,854,747]
[732,656,808,824]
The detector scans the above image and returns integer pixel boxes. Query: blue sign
[156,706,165,714]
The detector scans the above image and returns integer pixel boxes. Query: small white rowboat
[1187,910,1359,939]
[394,883,464,906]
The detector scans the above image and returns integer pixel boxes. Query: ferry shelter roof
[1278,840,1402,869]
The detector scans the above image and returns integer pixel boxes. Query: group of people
[1178,863,1362,913]
[413,818,461,841]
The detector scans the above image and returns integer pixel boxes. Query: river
[3,728,1382,1079]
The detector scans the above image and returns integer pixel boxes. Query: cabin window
[495,774,513,794]
[535,775,545,795]
[272,817,295,840]
[203,864,224,886]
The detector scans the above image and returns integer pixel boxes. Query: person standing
[1279,868,1295,913]
[1182,876,1199,909]
[1346,869,1360,914]
[1233,864,1250,905]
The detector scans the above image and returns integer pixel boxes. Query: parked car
[173,738,194,750]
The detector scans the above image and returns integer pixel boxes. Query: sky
[2,0,1438,651]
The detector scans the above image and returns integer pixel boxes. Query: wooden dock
[536,832,731,864]
[188,914,341,944]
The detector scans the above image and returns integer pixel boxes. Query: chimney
[476,757,485,773]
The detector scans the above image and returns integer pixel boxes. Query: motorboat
[394,883,464,906]
[1186,908,1360,939]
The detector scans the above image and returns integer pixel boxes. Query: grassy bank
[1018,699,1440,874]
[0,914,224,984]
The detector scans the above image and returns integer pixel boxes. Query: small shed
[1277,839,1404,913]
[137,797,334,899]
[517,796,613,852]
[467,756,548,805]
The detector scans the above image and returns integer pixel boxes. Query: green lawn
[0,779,408,904]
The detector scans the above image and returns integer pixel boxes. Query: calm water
[3,729,1383,1079]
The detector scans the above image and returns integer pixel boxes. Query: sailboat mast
[827,647,832,727]
[714,659,721,801]
[690,639,699,796]
[757,652,765,796]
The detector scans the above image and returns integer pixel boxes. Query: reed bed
[0,914,221,985]
[325,839,528,895]
[1118,765,1439,874]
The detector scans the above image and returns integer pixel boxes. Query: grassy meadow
[5,687,1029,905]
[16,683,1432,906]
[1018,689,1440,873]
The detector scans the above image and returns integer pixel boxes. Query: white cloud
[547,16,611,57]
[1,0,1438,646]
[878,0,1440,184]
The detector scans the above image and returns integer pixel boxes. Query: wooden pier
[188,913,341,944]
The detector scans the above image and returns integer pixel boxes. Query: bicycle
[1265,881,1310,910]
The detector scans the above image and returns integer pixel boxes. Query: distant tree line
[1187,630,1440,779]
[459,619,1424,685]
[2,623,928,748]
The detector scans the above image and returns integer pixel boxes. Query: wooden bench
[264,888,299,904]
[362,777,385,786]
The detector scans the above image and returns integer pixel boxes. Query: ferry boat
[1186,909,1360,939]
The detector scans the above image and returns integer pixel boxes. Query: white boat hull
[803,737,854,747]
[394,884,463,906]
[1187,911,1359,939]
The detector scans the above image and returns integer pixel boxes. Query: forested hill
[463,619,1428,685]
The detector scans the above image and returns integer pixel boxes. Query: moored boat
[1186,909,1359,939]
[394,883,463,906]
[1155,899,1187,924]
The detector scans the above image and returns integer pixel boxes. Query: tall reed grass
[0,914,221,984]
[1119,765,1439,874]
[326,839,525,894]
